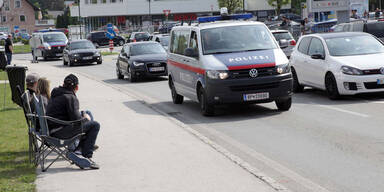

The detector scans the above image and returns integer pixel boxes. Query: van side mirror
[311,54,325,60]
[184,48,198,58]
[279,39,289,49]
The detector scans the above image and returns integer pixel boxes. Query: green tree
[267,0,291,16]
[217,0,244,14]
[290,0,306,15]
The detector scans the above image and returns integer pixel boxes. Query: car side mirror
[122,52,128,57]
[184,48,198,58]
[311,54,325,60]
[279,39,289,49]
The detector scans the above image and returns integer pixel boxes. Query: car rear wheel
[292,67,304,93]
[127,66,137,82]
[275,97,292,111]
[198,87,214,116]
[325,73,340,100]
[169,79,183,104]
[68,60,73,67]
[63,58,68,65]
[118,40,124,46]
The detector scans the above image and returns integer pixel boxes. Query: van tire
[275,97,292,111]
[292,67,304,93]
[198,87,214,116]
[170,79,183,104]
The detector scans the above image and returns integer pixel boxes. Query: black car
[116,42,167,82]
[86,31,125,47]
[63,40,102,66]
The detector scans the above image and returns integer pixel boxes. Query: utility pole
[243,0,245,13]
[78,0,82,39]
[148,0,151,23]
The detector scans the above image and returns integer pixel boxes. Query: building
[0,0,44,34]
[246,0,291,20]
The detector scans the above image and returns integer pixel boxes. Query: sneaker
[75,145,99,155]
[74,149,82,155]
[87,158,100,169]
[93,145,99,151]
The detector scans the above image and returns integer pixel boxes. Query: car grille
[229,67,278,79]
[146,62,167,74]
[362,69,382,75]
[364,82,384,89]
[230,82,280,92]
[78,52,94,57]
[52,46,65,53]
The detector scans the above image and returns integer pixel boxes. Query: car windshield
[70,41,95,50]
[201,25,277,55]
[273,32,293,41]
[325,35,384,56]
[43,33,67,42]
[134,33,150,40]
[159,36,170,46]
[130,43,166,56]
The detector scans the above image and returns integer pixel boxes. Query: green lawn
[0,71,7,81]
[0,84,36,192]
[101,51,119,56]
[14,45,31,54]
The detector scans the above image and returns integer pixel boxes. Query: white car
[290,32,384,99]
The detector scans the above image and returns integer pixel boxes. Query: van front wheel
[170,80,183,104]
[275,97,292,111]
[198,87,214,116]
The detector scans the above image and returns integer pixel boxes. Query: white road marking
[312,103,369,118]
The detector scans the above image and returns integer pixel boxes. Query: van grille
[229,67,278,79]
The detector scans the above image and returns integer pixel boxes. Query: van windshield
[201,25,277,55]
[43,33,67,43]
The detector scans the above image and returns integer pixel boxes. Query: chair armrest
[44,116,88,127]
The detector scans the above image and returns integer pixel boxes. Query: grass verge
[101,51,119,56]
[14,45,31,54]
[0,84,36,192]
[0,71,7,81]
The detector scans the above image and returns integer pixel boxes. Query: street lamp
[78,0,82,39]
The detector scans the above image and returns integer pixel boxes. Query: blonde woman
[36,77,51,109]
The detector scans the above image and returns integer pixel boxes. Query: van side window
[189,31,198,54]
[298,37,311,55]
[170,31,179,54]
[176,30,189,55]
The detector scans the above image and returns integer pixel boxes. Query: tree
[267,0,291,16]
[217,0,243,14]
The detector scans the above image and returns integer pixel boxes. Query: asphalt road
[16,53,384,192]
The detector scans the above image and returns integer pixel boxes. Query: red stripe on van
[168,60,205,74]
[227,63,276,70]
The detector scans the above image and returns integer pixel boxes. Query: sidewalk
[21,60,277,192]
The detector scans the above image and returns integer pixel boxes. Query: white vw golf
[290,32,384,99]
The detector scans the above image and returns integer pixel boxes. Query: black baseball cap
[64,74,79,88]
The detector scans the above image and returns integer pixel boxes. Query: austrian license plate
[83,56,92,60]
[149,67,165,72]
[56,53,63,56]
[243,92,269,101]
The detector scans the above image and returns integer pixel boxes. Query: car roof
[306,32,370,39]
[69,39,91,43]
[172,20,265,30]
[270,29,289,33]
[127,41,159,46]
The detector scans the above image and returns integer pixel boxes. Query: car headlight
[206,70,229,80]
[133,61,145,66]
[45,45,51,50]
[341,66,363,75]
[94,52,101,56]
[72,54,80,58]
[276,63,291,74]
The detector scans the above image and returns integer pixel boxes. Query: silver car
[271,30,296,58]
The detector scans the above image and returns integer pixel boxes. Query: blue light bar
[198,13,253,23]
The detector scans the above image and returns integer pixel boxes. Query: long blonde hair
[37,77,51,99]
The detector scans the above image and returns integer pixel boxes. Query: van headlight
[206,70,229,79]
[133,61,145,66]
[277,63,291,74]
[341,66,363,75]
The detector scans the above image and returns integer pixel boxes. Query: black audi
[63,39,102,66]
[116,42,167,82]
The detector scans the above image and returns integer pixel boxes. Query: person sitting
[36,77,50,109]
[46,74,100,169]
[26,73,40,95]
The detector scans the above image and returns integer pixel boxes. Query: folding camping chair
[31,94,90,172]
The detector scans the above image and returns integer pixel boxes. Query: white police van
[29,30,68,61]
[168,10,293,116]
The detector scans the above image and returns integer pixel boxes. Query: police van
[168,10,293,116]
[29,30,68,61]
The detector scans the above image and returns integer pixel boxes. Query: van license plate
[149,67,165,72]
[83,56,92,60]
[243,92,269,101]
[377,79,384,85]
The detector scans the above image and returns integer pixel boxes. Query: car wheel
[63,58,68,65]
[97,61,102,64]
[116,68,124,79]
[291,67,304,93]
[127,66,137,82]
[198,87,214,116]
[169,79,183,104]
[118,40,124,46]
[275,97,292,111]
[325,73,340,100]
[68,60,73,67]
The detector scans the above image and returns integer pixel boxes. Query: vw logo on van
[380,67,384,75]
[249,69,258,78]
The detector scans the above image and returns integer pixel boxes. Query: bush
[22,39,29,45]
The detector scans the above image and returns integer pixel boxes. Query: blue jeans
[6,53,12,65]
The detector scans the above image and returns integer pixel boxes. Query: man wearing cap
[46,74,100,169]
[26,73,39,95]
[5,34,13,65]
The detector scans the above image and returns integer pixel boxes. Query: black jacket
[46,86,82,130]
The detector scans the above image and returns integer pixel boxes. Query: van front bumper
[205,73,293,104]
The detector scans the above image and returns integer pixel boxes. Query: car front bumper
[131,63,168,77]
[336,73,384,95]
[71,56,102,64]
